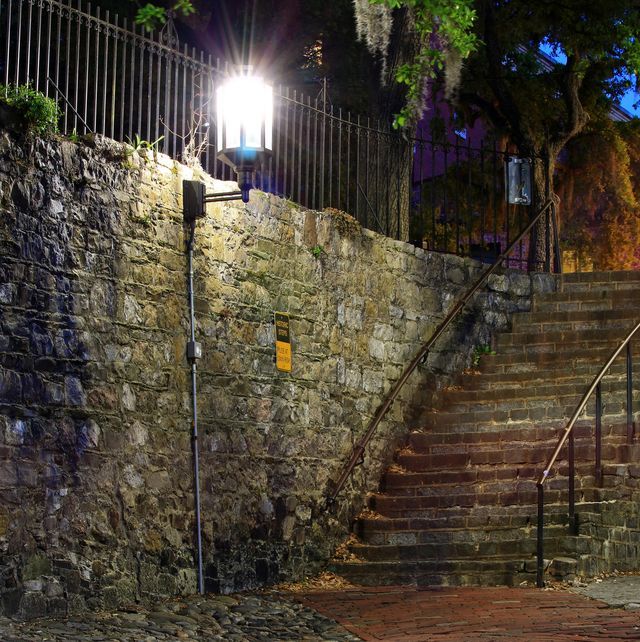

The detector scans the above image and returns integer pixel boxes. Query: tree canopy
[457,1,639,157]
[456,0,640,267]
[364,0,640,267]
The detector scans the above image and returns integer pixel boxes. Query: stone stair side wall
[0,131,553,617]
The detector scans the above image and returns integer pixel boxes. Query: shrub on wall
[0,83,60,135]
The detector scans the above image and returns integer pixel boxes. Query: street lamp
[183,71,273,221]
[181,71,273,595]
[216,74,273,203]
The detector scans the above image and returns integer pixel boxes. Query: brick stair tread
[384,463,630,484]
[477,355,623,377]
[514,307,640,325]
[435,399,631,420]
[421,409,631,433]
[407,423,628,449]
[346,540,540,561]
[496,327,632,349]
[370,493,541,512]
[396,424,627,450]
[329,558,541,587]
[395,447,604,470]
[380,478,541,495]
[330,558,537,572]
[357,513,568,535]
[512,313,640,335]
[481,345,618,366]
[461,366,628,391]
[383,470,601,492]
[559,271,640,284]
[370,484,631,514]
[533,288,640,306]
[511,321,639,337]
[440,379,632,404]
[354,502,604,535]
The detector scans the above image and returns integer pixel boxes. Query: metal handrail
[536,319,640,587]
[537,321,640,487]
[325,198,558,509]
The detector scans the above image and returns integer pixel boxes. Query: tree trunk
[524,147,558,272]
[384,133,411,241]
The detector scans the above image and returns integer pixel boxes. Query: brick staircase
[331,272,640,587]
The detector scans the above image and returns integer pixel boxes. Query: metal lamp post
[182,72,273,595]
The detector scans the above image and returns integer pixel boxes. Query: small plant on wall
[0,83,60,135]
[472,344,496,368]
[310,245,326,259]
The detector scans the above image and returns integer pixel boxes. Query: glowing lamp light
[216,74,273,202]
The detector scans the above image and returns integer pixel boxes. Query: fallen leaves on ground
[272,571,358,592]
[332,533,364,563]
[387,462,409,473]
[356,509,385,520]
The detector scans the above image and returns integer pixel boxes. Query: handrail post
[543,153,551,273]
[595,382,602,486]
[552,202,562,274]
[544,206,551,273]
[568,429,576,535]
[627,342,634,445]
[536,483,545,588]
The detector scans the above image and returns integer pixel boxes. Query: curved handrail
[537,320,640,488]
[535,318,640,588]
[325,198,558,508]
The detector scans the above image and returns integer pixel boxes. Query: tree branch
[458,92,509,132]
[553,53,590,148]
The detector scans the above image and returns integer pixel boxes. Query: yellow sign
[275,312,292,372]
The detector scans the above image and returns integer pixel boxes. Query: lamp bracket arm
[204,191,243,203]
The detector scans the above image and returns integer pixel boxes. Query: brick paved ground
[294,586,640,641]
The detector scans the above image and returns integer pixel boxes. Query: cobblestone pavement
[572,575,640,609]
[2,579,640,641]
[295,584,640,641]
[0,593,360,642]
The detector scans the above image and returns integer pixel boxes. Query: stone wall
[0,130,553,617]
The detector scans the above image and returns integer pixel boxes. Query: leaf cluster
[558,120,640,270]
[0,83,60,135]
[457,0,640,153]
[371,0,478,128]
[125,133,165,154]
[135,0,194,32]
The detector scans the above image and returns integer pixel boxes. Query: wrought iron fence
[411,134,548,270]
[0,0,546,267]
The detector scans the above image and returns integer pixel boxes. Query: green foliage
[0,83,60,134]
[125,133,164,154]
[135,0,195,31]
[557,120,640,270]
[135,4,166,31]
[369,0,478,128]
[172,0,195,17]
[458,2,640,153]
[441,1,640,266]
[310,244,326,259]
[472,344,495,368]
